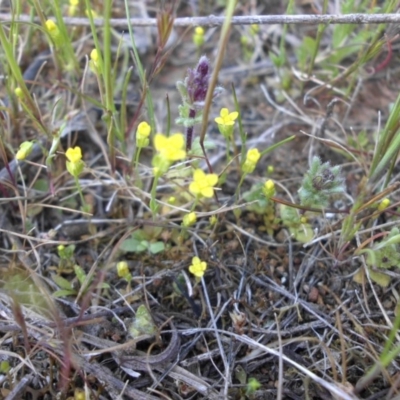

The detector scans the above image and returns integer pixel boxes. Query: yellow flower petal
[206,173,218,186]
[65,146,82,163]
[201,187,214,198]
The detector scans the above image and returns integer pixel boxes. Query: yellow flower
[250,24,260,35]
[193,26,205,47]
[378,198,390,211]
[154,133,186,162]
[68,0,79,16]
[136,121,151,148]
[66,147,82,163]
[209,215,217,226]
[215,108,239,127]
[183,212,197,227]
[85,8,99,18]
[116,261,129,278]
[65,147,84,177]
[215,108,239,139]
[14,87,23,99]
[89,48,101,74]
[189,169,218,199]
[242,148,261,174]
[189,256,207,278]
[45,20,63,47]
[15,141,34,161]
[90,49,99,63]
[263,179,275,199]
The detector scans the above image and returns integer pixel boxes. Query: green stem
[74,176,85,207]
[150,175,160,216]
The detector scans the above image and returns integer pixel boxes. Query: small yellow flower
[65,147,82,163]
[15,141,34,161]
[242,148,261,174]
[65,147,84,177]
[209,215,217,226]
[154,133,186,162]
[85,8,99,18]
[14,87,24,99]
[45,20,63,47]
[68,0,79,16]
[215,108,239,127]
[183,212,197,227]
[378,198,391,211]
[263,179,275,199]
[90,49,99,63]
[117,261,129,278]
[189,256,207,278]
[250,24,260,35]
[189,169,218,199]
[215,108,239,139]
[89,48,101,74]
[240,35,249,46]
[136,121,151,148]
[193,26,205,47]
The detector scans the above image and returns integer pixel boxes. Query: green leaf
[73,264,87,286]
[129,305,157,338]
[269,51,284,68]
[99,282,110,289]
[33,178,49,193]
[51,274,73,290]
[289,224,314,243]
[149,241,165,254]
[120,237,147,253]
[369,269,391,287]
[53,289,76,298]
[132,229,147,240]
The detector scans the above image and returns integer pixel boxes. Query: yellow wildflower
[242,148,261,174]
[215,108,239,139]
[215,108,239,126]
[193,26,205,47]
[263,179,275,199]
[89,48,101,74]
[250,24,260,35]
[14,87,24,99]
[183,212,197,227]
[378,198,391,211]
[209,215,217,226]
[68,0,79,16]
[65,146,84,177]
[189,169,218,199]
[189,256,207,278]
[45,20,63,47]
[90,49,99,64]
[136,121,151,148]
[85,8,99,18]
[16,141,34,161]
[116,261,129,278]
[66,146,82,163]
[154,133,186,162]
